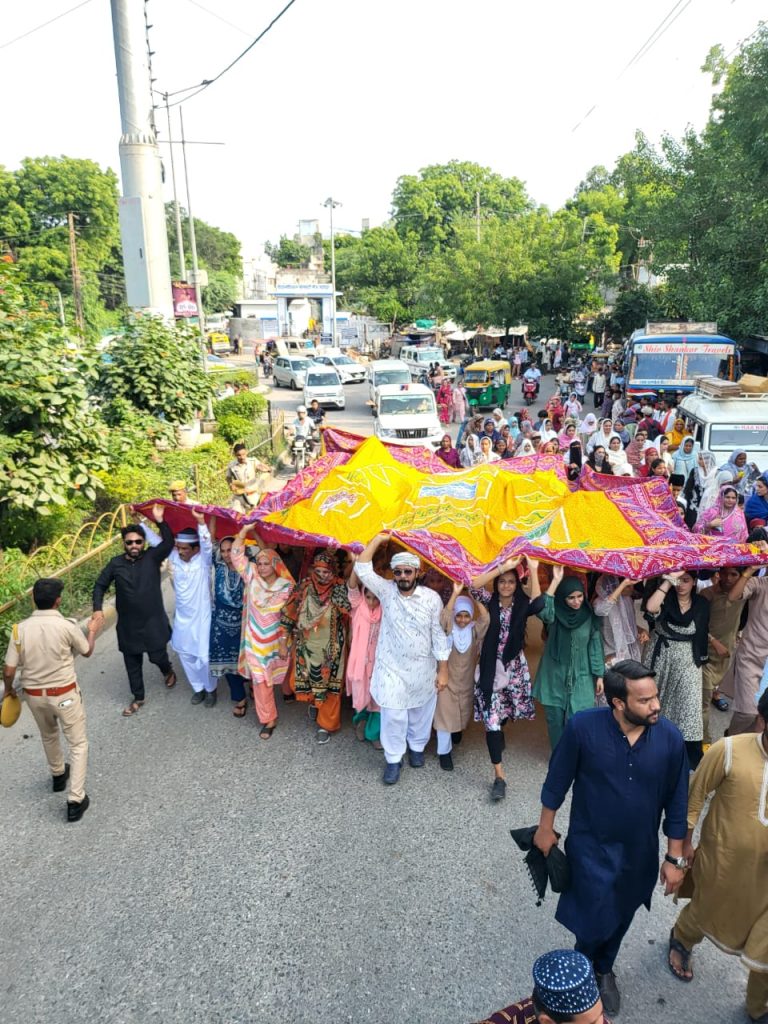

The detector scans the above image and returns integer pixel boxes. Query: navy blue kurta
[541,706,688,944]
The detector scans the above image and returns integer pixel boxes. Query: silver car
[273,356,315,390]
[313,353,366,384]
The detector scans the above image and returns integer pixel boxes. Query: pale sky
[2,1,764,259]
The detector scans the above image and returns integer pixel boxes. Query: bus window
[683,353,734,380]
[631,352,679,383]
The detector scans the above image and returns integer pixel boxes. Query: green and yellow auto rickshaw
[463,360,512,409]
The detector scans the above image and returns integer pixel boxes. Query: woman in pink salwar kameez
[231,530,294,739]
[346,562,382,746]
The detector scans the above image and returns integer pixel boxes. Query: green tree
[0,157,122,333]
[392,160,530,254]
[203,270,238,313]
[101,314,213,424]
[425,208,620,336]
[334,227,422,326]
[0,263,108,517]
[166,204,242,277]
[264,234,311,268]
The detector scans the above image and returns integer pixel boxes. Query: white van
[400,345,456,382]
[373,383,443,449]
[367,359,412,406]
[678,391,768,466]
[303,366,345,409]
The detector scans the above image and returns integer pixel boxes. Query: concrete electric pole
[323,197,341,346]
[110,0,173,317]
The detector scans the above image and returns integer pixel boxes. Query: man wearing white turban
[356,534,451,785]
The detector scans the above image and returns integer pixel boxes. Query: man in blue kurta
[533,659,689,1018]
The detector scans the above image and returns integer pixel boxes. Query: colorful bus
[624,322,738,397]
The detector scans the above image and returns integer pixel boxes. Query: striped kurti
[231,540,294,687]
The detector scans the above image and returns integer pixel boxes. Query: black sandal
[233,700,247,718]
[259,725,276,739]
[668,929,693,982]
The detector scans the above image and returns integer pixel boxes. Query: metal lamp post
[323,197,341,345]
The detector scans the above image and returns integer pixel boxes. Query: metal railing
[0,406,287,637]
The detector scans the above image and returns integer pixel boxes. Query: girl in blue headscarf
[672,435,698,478]
[745,472,768,528]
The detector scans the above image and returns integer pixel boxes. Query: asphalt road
[1,371,752,1024]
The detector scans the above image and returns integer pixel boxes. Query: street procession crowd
[4,364,768,1024]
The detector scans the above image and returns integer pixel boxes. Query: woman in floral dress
[471,556,543,802]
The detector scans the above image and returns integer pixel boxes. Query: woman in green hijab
[533,565,605,749]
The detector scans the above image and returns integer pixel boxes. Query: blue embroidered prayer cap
[532,949,600,1015]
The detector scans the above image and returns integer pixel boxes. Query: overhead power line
[0,0,94,51]
[571,0,696,132]
[182,0,252,38]
[162,0,300,107]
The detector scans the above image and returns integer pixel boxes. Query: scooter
[522,378,538,405]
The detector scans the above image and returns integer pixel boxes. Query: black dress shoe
[451,731,463,746]
[67,794,90,823]
[596,971,620,1017]
[204,690,217,708]
[52,764,70,792]
[190,691,206,705]
[439,753,454,772]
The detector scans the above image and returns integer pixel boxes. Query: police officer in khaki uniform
[3,578,98,822]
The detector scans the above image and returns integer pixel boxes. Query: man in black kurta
[533,659,689,1018]
[91,511,175,714]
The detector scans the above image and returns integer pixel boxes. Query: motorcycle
[291,435,310,472]
[522,378,538,405]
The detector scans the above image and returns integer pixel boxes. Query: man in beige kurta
[720,567,768,735]
[670,695,768,1021]
[226,444,270,514]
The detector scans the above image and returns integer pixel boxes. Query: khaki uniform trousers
[25,686,88,803]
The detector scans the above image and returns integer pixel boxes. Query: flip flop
[668,929,693,982]
[122,701,144,717]
[233,700,247,718]
[259,725,276,739]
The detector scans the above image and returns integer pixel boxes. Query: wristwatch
[665,853,687,870]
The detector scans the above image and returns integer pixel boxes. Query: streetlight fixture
[323,196,341,346]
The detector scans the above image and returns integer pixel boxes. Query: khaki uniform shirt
[4,610,89,689]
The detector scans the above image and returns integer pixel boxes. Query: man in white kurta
[169,519,215,704]
[356,534,451,785]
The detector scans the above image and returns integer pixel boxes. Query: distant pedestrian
[91,506,176,717]
[355,534,451,785]
[5,579,98,822]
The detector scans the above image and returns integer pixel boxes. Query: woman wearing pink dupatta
[346,560,383,745]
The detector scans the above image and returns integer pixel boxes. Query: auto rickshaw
[463,360,512,409]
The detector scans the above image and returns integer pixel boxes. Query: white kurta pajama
[356,561,451,764]
[169,525,215,692]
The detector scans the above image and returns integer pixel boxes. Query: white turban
[175,529,199,543]
[390,551,421,570]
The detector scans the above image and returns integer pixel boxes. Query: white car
[313,353,366,384]
[303,367,345,409]
[400,345,457,382]
[273,356,315,390]
[373,383,443,449]
[367,359,412,406]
